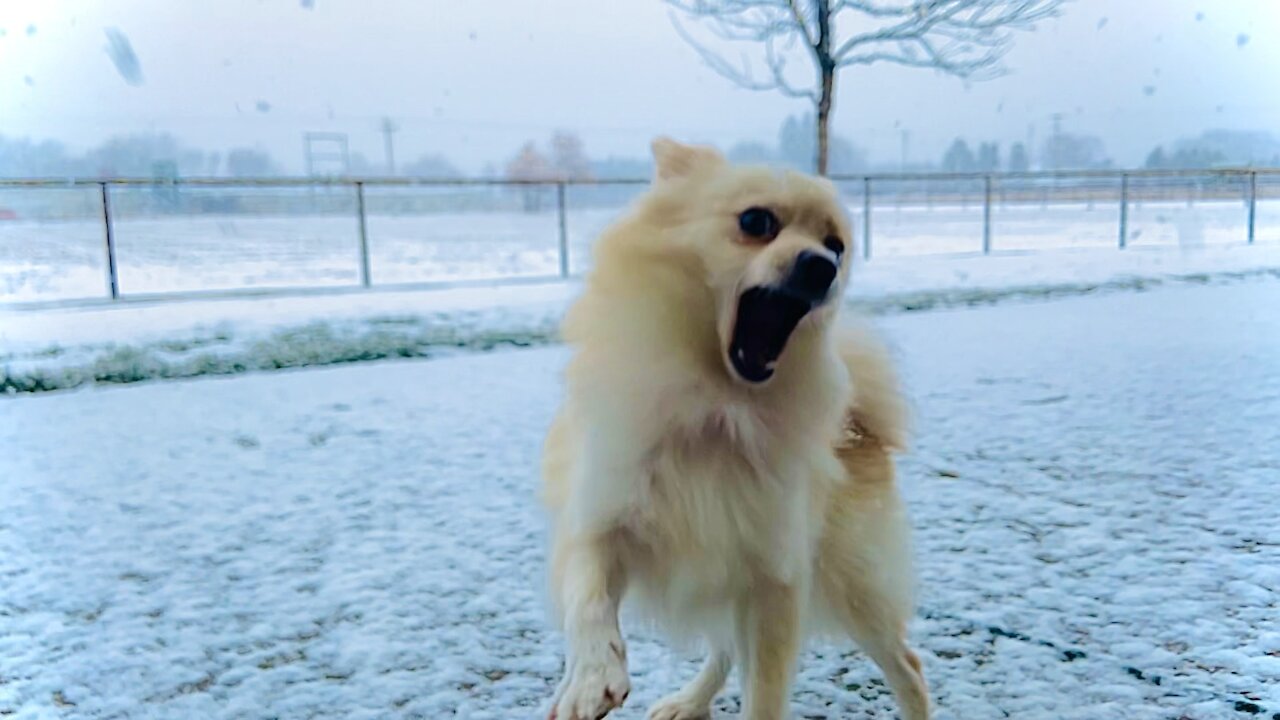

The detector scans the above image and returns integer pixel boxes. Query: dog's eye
[738,207,780,241]
[823,235,845,257]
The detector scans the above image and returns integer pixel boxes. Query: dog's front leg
[549,534,630,720]
[736,576,800,720]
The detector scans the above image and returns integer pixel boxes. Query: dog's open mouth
[728,287,815,384]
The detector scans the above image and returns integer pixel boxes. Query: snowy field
[2,280,1278,719]
[3,238,1279,394]
[1,196,1276,303]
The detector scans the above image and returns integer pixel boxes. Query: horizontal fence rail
[1,167,1277,188]
[0,167,1275,306]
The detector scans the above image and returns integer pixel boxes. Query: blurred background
[3,0,1278,176]
[1,0,1277,306]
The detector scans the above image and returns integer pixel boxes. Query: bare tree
[1007,141,1030,171]
[506,141,554,212]
[549,131,594,181]
[665,0,1066,175]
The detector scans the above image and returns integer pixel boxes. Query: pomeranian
[542,138,928,720]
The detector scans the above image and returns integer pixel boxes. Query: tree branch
[668,9,818,100]
[831,0,1064,78]
[663,0,1066,107]
[786,0,818,48]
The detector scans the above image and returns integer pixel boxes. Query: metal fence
[0,167,1276,305]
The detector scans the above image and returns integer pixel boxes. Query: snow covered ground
[2,197,1275,303]
[4,241,1280,393]
[2,280,1278,719]
[4,191,1279,393]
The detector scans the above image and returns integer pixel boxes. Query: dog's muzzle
[729,251,837,384]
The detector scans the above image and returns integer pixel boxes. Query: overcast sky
[2,0,1277,173]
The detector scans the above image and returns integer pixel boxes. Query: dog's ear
[651,137,724,180]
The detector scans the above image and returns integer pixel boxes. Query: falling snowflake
[25,24,36,36]
[256,100,272,113]
[104,28,144,86]
[1236,33,1250,48]
[1096,17,1107,30]
[1143,85,1156,97]
[1195,11,1205,21]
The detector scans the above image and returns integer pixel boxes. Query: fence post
[355,181,371,287]
[1118,173,1129,249]
[862,176,872,260]
[556,182,569,277]
[982,175,993,254]
[1247,171,1257,245]
[99,181,119,300]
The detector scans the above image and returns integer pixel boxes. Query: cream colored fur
[543,138,928,720]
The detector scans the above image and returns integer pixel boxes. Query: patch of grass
[155,334,231,353]
[4,267,1277,395]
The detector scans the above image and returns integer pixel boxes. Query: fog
[1,0,1277,174]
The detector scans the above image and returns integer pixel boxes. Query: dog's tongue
[729,287,812,383]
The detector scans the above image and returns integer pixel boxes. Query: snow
[4,240,1280,393]
[103,28,144,87]
[2,198,1276,304]
[2,279,1278,718]
[4,190,1279,392]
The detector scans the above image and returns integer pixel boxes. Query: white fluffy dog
[542,138,928,720]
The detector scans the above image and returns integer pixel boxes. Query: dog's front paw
[647,692,711,720]
[549,642,630,720]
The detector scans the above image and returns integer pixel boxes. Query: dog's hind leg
[819,449,930,720]
[646,648,733,720]
[548,533,631,720]
[842,613,929,720]
[822,552,929,720]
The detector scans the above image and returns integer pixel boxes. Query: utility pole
[1049,112,1063,172]
[380,116,398,176]
[1026,123,1036,170]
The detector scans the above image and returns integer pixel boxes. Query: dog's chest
[623,410,819,598]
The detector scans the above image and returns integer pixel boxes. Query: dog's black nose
[783,250,837,303]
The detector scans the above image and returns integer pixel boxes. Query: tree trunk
[816,67,833,176]
[814,0,833,176]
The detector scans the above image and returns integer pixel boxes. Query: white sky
[1,0,1278,173]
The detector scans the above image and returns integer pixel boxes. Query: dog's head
[641,137,853,386]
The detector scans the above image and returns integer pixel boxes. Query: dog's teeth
[765,360,777,371]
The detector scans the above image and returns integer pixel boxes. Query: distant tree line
[1144,130,1280,169]
[3,126,1277,184]
[938,134,1108,173]
[0,133,273,178]
[0,132,468,179]
[933,128,1280,174]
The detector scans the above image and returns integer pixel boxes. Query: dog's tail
[834,319,909,452]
